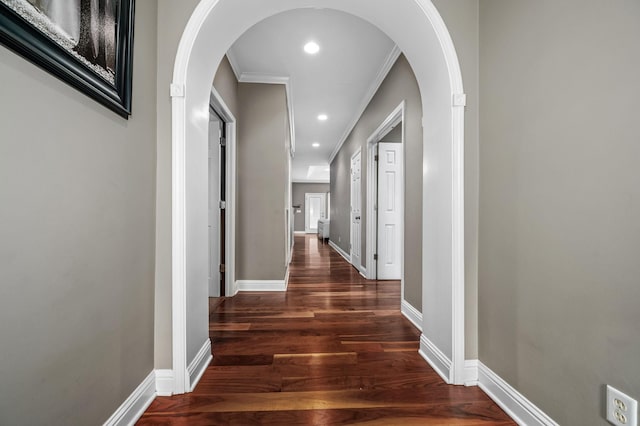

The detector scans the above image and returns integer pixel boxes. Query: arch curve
[170,0,466,394]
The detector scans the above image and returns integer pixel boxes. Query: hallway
[139,235,513,425]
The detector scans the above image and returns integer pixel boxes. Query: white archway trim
[170,0,468,395]
[415,0,466,386]
[170,84,188,395]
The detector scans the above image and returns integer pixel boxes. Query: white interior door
[350,150,362,269]
[208,114,222,297]
[377,143,403,279]
[305,193,326,233]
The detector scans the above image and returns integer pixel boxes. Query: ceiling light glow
[312,143,320,148]
[317,114,328,121]
[304,41,320,54]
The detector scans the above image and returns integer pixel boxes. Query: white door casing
[377,142,403,280]
[350,149,363,272]
[366,102,405,283]
[208,115,222,297]
[171,0,467,394]
[305,193,326,233]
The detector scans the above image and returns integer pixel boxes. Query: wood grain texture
[139,235,513,425]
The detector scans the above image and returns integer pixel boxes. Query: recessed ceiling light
[312,143,320,148]
[317,114,328,121]
[304,41,320,54]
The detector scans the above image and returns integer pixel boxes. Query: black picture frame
[0,0,135,118]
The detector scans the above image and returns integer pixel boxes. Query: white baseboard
[401,300,423,332]
[329,240,351,263]
[103,371,156,426]
[463,359,479,386]
[294,231,306,234]
[188,339,212,392]
[237,279,287,292]
[478,362,559,426]
[284,267,290,288]
[418,334,451,384]
[230,278,240,296]
[155,369,174,397]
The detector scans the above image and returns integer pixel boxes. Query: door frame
[209,88,236,300]
[366,102,405,292]
[304,193,326,234]
[170,0,468,393]
[207,110,222,297]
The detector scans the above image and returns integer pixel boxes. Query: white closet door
[377,143,402,280]
[350,150,362,268]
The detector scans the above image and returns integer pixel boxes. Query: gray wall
[292,183,330,232]
[0,1,158,424]
[213,56,240,118]
[237,83,289,281]
[380,125,402,143]
[479,1,640,424]
[330,54,424,312]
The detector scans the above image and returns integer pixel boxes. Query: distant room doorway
[305,193,326,234]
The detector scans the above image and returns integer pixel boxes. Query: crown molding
[328,45,402,163]
[225,48,242,81]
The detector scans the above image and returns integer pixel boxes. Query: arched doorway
[170,0,467,394]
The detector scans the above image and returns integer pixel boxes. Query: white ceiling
[227,8,396,182]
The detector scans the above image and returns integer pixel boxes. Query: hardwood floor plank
[139,235,514,425]
[273,352,358,366]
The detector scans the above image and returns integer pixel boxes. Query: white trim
[329,240,351,263]
[170,0,466,395]
[210,87,237,299]
[401,300,422,332]
[419,334,451,384]
[365,101,405,283]
[238,73,289,85]
[171,85,188,396]
[103,371,156,426]
[329,45,402,163]
[188,339,212,392]
[224,48,242,81]
[421,0,467,386]
[294,231,307,235]
[155,370,174,397]
[170,83,184,98]
[478,362,559,426]
[292,179,330,184]
[237,279,288,292]
[284,266,290,287]
[463,359,478,386]
[238,73,296,157]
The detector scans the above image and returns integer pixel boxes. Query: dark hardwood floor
[139,235,514,425]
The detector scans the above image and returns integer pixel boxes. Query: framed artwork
[0,0,135,118]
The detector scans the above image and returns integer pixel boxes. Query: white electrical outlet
[607,385,638,426]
